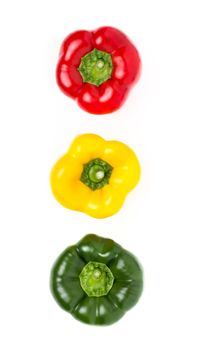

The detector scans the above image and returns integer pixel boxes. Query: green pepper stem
[79,261,114,297]
[93,269,102,278]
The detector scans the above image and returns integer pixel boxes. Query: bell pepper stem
[79,261,114,297]
[78,48,113,86]
[80,158,113,191]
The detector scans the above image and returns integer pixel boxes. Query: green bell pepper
[50,234,143,326]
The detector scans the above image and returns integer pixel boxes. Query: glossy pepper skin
[56,26,141,114]
[51,234,143,326]
[50,134,140,218]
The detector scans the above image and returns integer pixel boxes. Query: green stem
[80,158,113,191]
[78,48,113,86]
[79,261,114,297]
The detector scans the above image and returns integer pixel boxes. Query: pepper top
[50,234,143,326]
[78,48,113,86]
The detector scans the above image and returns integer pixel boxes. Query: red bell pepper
[56,26,141,114]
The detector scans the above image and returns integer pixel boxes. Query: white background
[0,0,197,349]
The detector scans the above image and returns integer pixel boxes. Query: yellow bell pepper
[50,134,140,218]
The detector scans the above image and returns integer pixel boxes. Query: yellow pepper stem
[80,158,113,191]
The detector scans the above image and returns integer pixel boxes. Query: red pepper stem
[78,48,113,87]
